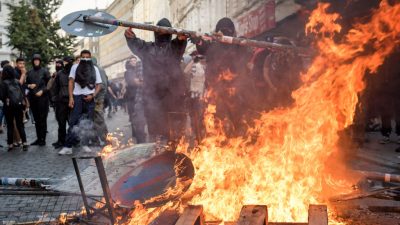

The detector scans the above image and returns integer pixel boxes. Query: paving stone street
[0,108,132,224]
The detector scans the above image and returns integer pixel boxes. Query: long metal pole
[84,15,310,55]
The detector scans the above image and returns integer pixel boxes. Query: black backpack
[4,79,24,107]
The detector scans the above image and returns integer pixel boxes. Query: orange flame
[123,1,400,224]
[100,131,134,158]
[184,1,400,222]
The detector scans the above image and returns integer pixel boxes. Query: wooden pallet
[174,205,328,225]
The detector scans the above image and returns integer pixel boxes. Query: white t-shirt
[69,63,102,95]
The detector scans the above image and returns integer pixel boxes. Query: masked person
[26,54,51,146]
[51,57,74,149]
[58,50,102,155]
[92,57,109,145]
[124,18,187,142]
[195,17,253,137]
[48,60,64,107]
[124,56,146,143]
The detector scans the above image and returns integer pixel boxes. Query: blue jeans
[64,95,95,148]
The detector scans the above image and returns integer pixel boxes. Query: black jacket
[26,67,50,98]
[1,78,25,107]
[126,36,187,97]
[52,69,70,103]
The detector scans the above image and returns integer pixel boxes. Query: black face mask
[33,63,41,70]
[75,58,96,89]
[155,18,172,45]
[64,62,73,74]
[155,33,172,45]
[56,65,63,72]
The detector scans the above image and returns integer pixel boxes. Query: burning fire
[100,131,134,158]
[125,1,400,224]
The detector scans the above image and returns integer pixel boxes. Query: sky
[56,0,114,19]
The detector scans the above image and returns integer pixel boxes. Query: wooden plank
[308,205,328,225]
[175,205,204,225]
[236,205,268,225]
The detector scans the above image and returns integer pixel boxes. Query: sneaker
[22,143,29,151]
[13,142,21,147]
[82,146,92,153]
[58,147,73,155]
[379,136,390,144]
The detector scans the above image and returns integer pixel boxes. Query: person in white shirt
[59,50,102,155]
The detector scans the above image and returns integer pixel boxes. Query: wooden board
[308,205,328,225]
[175,205,204,225]
[236,205,268,225]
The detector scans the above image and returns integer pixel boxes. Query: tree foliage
[6,0,75,65]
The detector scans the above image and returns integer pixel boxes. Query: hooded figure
[215,17,236,37]
[124,57,146,143]
[125,18,187,141]
[55,60,64,72]
[196,17,254,137]
[154,18,172,45]
[63,56,74,75]
[50,56,74,149]
[26,54,51,146]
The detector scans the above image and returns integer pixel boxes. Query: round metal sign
[60,10,118,37]
[110,151,194,208]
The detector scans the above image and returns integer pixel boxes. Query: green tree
[6,0,75,65]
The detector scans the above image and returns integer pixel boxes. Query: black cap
[32,54,41,60]
[215,17,235,36]
[156,18,172,27]
[63,56,74,63]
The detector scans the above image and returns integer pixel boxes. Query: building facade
[0,0,18,62]
[96,0,303,79]
[170,0,301,40]
[74,37,100,60]
[98,0,134,80]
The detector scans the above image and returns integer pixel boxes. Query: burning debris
[44,1,400,225]
[122,1,400,224]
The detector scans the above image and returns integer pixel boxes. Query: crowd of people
[0,51,111,154]
[123,17,304,144]
[1,16,397,154]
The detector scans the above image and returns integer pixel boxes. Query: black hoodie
[125,18,187,97]
[26,56,50,97]
[52,59,74,103]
